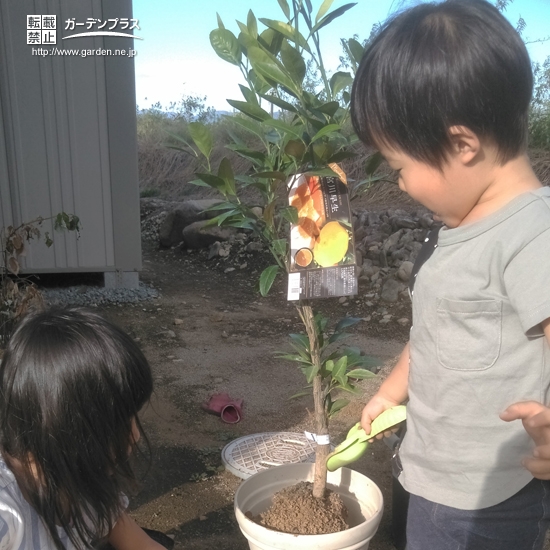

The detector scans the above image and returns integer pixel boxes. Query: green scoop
[326,405,407,472]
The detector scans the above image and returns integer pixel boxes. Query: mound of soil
[253,481,348,535]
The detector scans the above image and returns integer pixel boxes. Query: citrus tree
[170,0,382,499]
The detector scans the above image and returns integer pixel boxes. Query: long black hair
[0,308,153,549]
[351,0,533,168]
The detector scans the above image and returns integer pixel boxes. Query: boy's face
[378,143,483,228]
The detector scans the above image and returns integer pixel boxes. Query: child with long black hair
[0,308,165,549]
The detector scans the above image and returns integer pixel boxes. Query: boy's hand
[500,401,550,480]
[361,393,402,442]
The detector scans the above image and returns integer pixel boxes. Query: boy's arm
[361,342,410,436]
[108,512,166,550]
[499,318,550,479]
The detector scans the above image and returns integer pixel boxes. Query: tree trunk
[298,301,329,499]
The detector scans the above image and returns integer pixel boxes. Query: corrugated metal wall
[0,0,141,277]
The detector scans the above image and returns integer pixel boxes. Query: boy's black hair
[0,308,153,549]
[351,0,533,168]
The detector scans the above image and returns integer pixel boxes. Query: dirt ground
[98,239,409,550]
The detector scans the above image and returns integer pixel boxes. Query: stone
[173,319,184,325]
[354,226,368,243]
[397,318,410,326]
[251,206,263,218]
[419,214,434,228]
[366,212,381,226]
[159,199,224,247]
[380,278,403,303]
[397,261,414,282]
[182,220,238,249]
[246,241,264,252]
[383,230,404,252]
[224,267,236,273]
[391,216,417,230]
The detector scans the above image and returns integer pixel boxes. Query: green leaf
[239,85,258,105]
[284,139,306,160]
[227,115,266,141]
[289,389,312,400]
[347,368,377,380]
[277,0,291,19]
[315,0,335,23]
[339,383,362,395]
[189,178,211,188]
[327,398,349,418]
[334,316,362,332]
[280,40,306,85]
[194,173,227,192]
[258,28,284,56]
[247,46,300,96]
[310,123,341,143]
[365,151,384,175]
[325,359,335,372]
[216,13,225,30]
[311,3,357,34]
[290,333,310,352]
[332,356,348,385]
[266,118,304,140]
[255,171,287,180]
[316,101,340,117]
[304,364,319,384]
[210,28,242,66]
[227,99,271,122]
[247,10,258,38]
[327,151,357,164]
[259,93,298,113]
[327,331,351,345]
[236,20,248,36]
[280,206,299,224]
[272,238,287,258]
[259,265,280,296]
[258,19,311,53]
[348,38,364,64]
[188,122,213,160]
[330,71,353,96]
[218,157,236,196]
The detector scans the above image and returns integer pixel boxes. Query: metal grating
[222,432,318,479]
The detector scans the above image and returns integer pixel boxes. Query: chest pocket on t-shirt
[436,298,502,370]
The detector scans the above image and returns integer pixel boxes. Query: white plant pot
[234,463,384,550]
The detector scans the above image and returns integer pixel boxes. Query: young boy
[351,0,550,548]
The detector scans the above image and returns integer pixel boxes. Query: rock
[173,319,184,325]
[391,216,417,230]
[382,230,404,252]
[182,220,238,249]
[251,206,263,218]
[397,261,414,282]
[366,212,381,226]
[224,267,235,273]
[159,199,224,247]
[419,214,434,228]
[407,241,423,262]
[354,226,368,243]
[397,318,410,326]
[380,278,403,303]
[246,241,264,252]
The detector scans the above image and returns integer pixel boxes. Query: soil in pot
[249,481,349,535]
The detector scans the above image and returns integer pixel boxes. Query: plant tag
[287,172,358,301]
[304,431,330,445]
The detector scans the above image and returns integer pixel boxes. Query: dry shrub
[138,128,550,209]
[530,149,550,186]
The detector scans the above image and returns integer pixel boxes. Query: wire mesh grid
[221,432,317,479]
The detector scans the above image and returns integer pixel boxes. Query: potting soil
[251,481,349,535]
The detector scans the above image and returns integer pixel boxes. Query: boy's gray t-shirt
[399,186,550,510]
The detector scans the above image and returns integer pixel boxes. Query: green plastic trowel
[326,405,407,472]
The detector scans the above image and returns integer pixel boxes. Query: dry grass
[138,136,550,211]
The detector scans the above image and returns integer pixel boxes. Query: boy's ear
[447,125,481,164]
